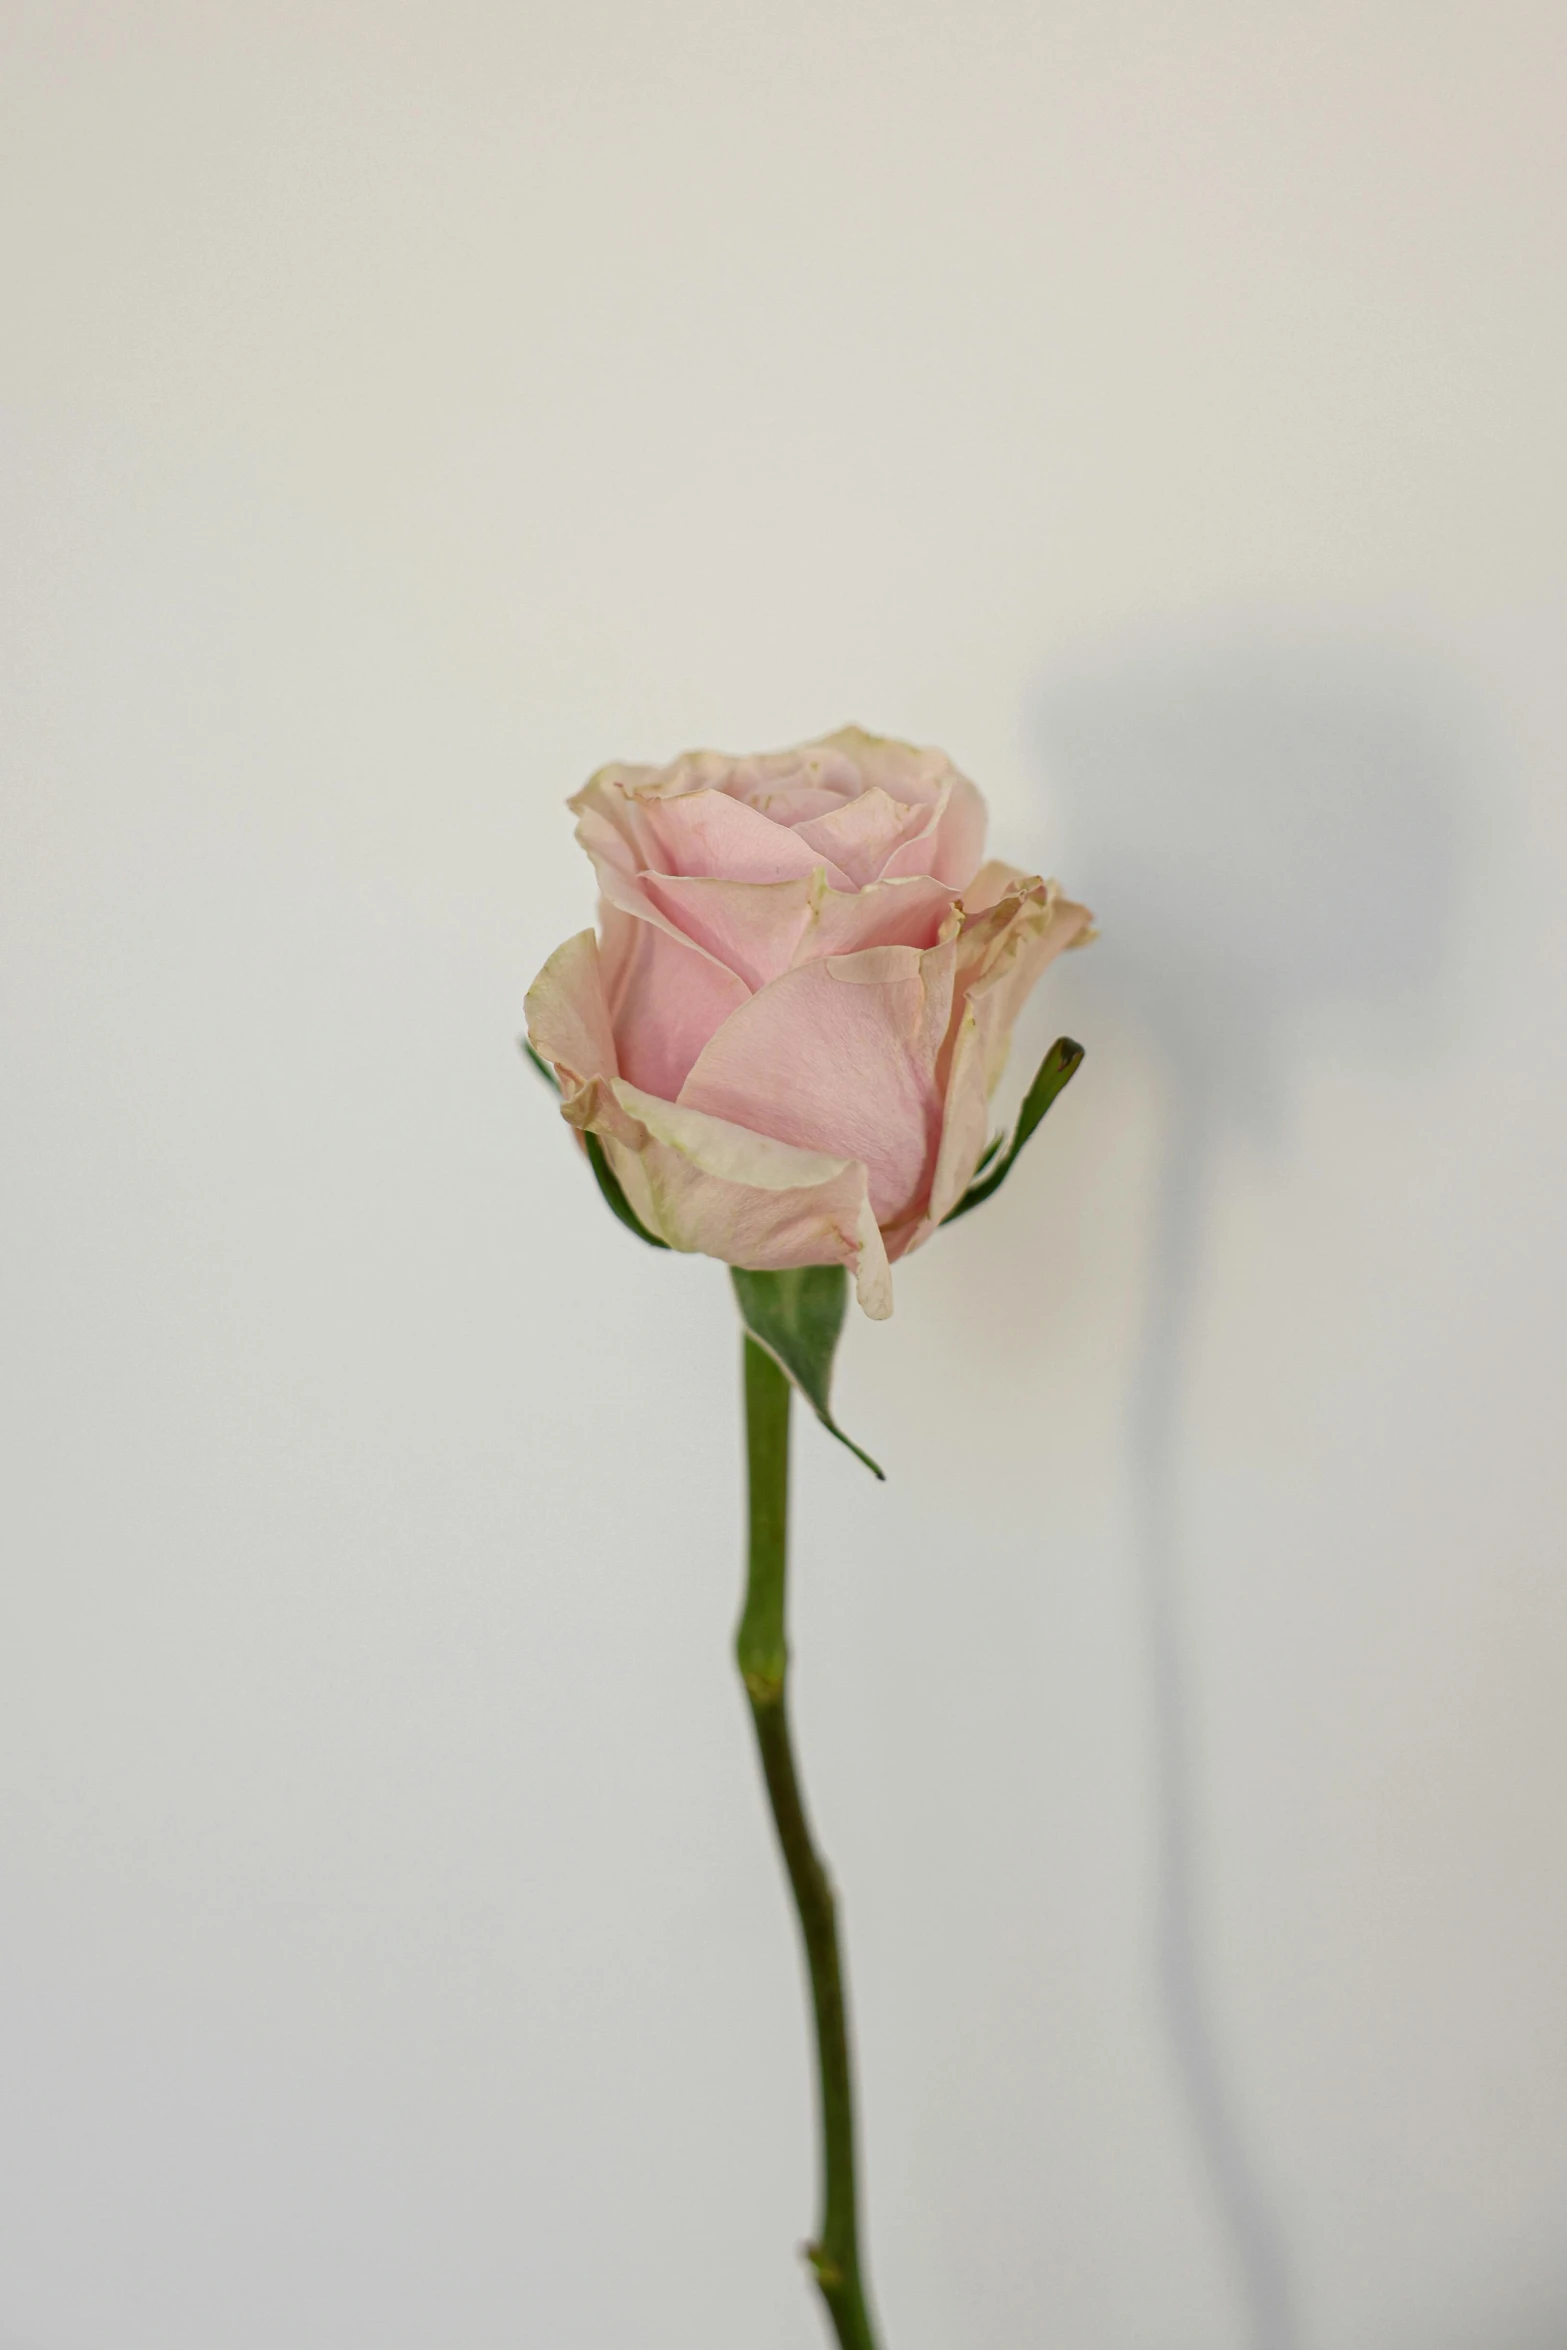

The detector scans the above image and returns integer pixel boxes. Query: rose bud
[525,727,1093,1318]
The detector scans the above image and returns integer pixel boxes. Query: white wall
[3,6,1565,2346]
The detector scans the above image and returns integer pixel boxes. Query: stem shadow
[1032,635,1470,2350]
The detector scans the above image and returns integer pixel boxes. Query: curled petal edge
[559,1074,894,1320]
[523,927,619,1091]
[914,875,1095,1244]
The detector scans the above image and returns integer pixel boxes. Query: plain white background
[3,5,1565,2346]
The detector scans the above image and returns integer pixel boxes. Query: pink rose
[525,727,1092,1318]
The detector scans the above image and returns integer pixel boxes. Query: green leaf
[519,1036,669,1251]
[731,1265,885,1480]
[942,1036,1085,1226]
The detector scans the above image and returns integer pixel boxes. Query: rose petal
[639,871,821,990]
[630,868,963,990]
[921,1000,992,1233]
[813,725,955,807]
[678,940,956,1227]
[523,928,619,1089]
[756,785,855,825]
[643,787,852,884]
[948,875,1095,1096]
[962,858,1030,914]
[880,774,989,888]
[572,802,646,885]
[797,873,961,962]
[582,833,787,993]
[568,772,662,873]
[904,875,1095,1248]
[792,787,931,888]
[599,899,749,1100]
[561,1075,893,1317]
[572,767,852,887]
[649,747,857,806]
[721,744,862,816]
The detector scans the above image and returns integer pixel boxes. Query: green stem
[736,1336,883,2350]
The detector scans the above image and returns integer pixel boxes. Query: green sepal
[942,1036,1084,1225]
[731,1266,885,1481]
[520,1036,670,1252]
[522,1038,560,1092]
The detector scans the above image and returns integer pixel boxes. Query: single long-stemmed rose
[525,727,1092,2346]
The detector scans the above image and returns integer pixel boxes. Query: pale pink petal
[633,868,963,989]
[598,899,748,1100]
[792,787,930,888]
[562,1077,893,1317]
[931,773,989,886]
[637,751,742,799]
[582,845,761,1060]
[573,801,644,881]
[912,946,1034,1249]
[899,875,1095,1254]
[642,788,851,884]
[638,747,852,806]
[963,858,1030,914]
[880,774,989,888]
[720,743,862,815]
[579,751,744,806]
[752,785,852,825]
[568,771,662,872]
[523,928,619,1089]
[582,837,778,991]
[921,1001,992,1232]
[571,763,851,884]
[796,874,961,962]
[574,759,663,798]
[812,725,954,807]
[639,872,820,990]
[678,940,956,1227]
[949,876,1095,1097]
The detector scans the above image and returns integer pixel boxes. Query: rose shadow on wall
[1031,640,1466,2350]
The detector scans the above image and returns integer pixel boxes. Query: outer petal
[598,899,748,1100]
[560,1075,893,1317]
[906,875,1095,1249]
[678,940,956,1228]
[568,772,662,873]
[921,1002,991,1235]
[952,875,1095,1096]
[963,858,1030,914]
[523,928,618,1088]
